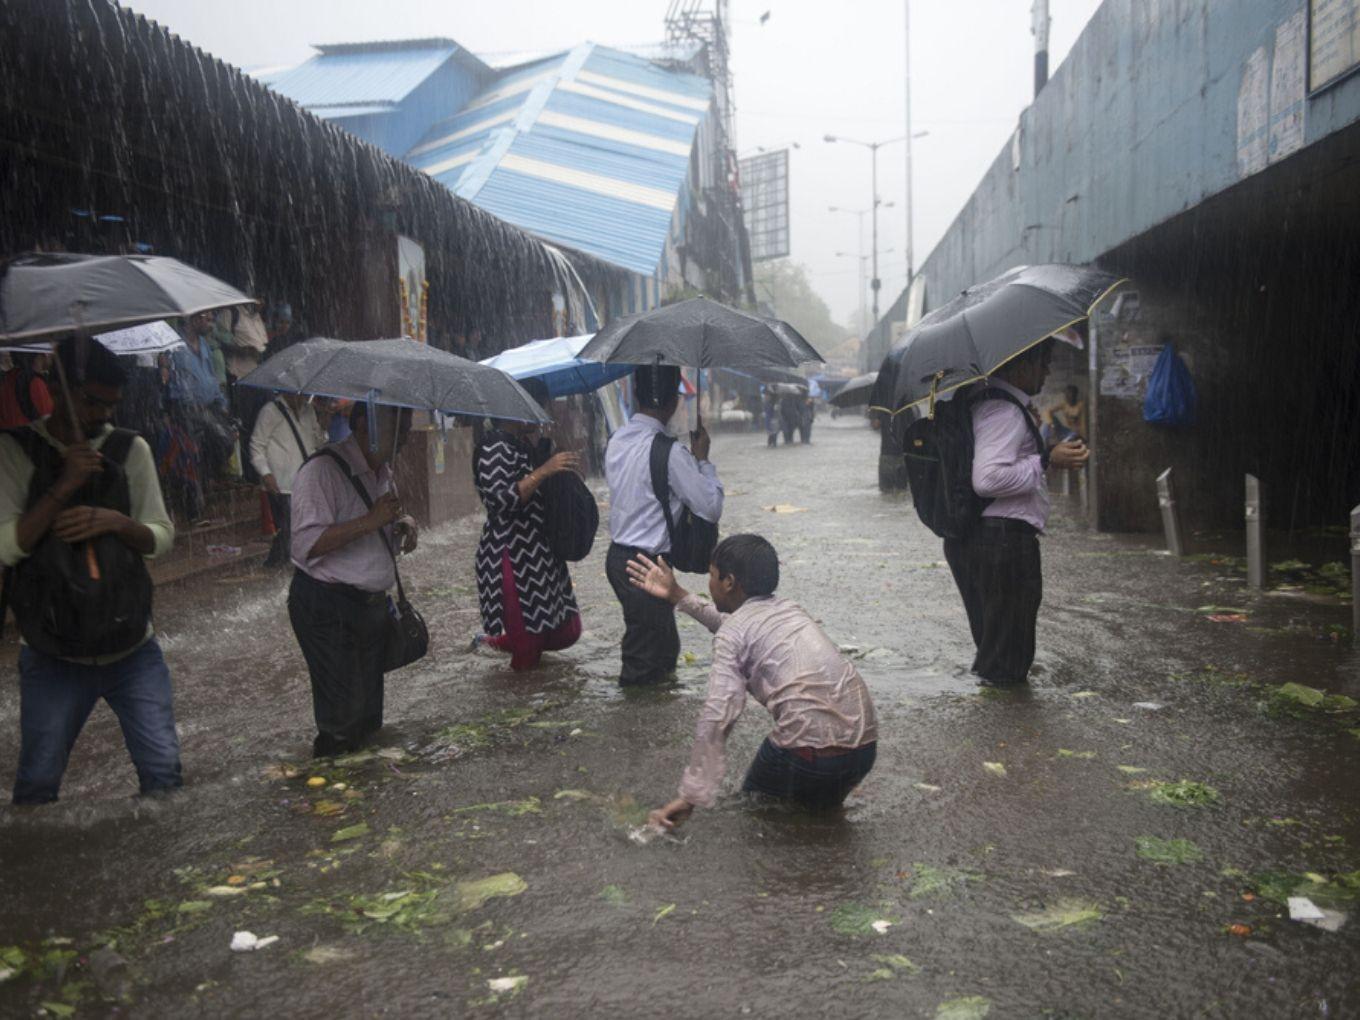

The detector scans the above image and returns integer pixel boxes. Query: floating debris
[302,946,353,964]
[982,762,1007,777]
[1056,749,1097,759]
[331,822,371,842]
[1010,899,1102,932]
[1288,896,1347,932]
[453,873,527,913]
[829,902,896,936]
[935,995,991,1019]
[306,776,327,789]
[600,885,629,906]
[1147,780,1222,808]
[1133,701,1166,711]
[1135,836,1205,865]
[229,931,279,952]
[906,863,982,899]
[487,975,528,994]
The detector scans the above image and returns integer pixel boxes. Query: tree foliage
[754,260,850,354]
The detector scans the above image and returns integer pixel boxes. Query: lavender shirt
[674,594,878,809]
[971,378,1050,532]
[290,435,396,593]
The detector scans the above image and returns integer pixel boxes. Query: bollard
[1351,504,1359,646]
[1156,468,1185,556]
[1245,474,1265,589]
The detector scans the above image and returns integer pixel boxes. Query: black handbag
[314,450,429,672]
[648,433,719,574]
[529,436,599,563]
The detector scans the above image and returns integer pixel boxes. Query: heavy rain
[1,2,1358,1018]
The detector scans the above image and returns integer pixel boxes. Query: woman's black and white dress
[473,429,577,635]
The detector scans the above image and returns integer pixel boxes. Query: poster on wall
[1309,0,1360,94]
[1099,343,1163,400]
[397,235,427,342]
[1271,10,1308,162]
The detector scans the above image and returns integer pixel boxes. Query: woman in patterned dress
[472,380,583,670]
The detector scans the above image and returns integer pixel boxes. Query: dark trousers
[287,570,387,756]
[264,492,291,567]
[741,738,877,810]
[605,542,679,686]
[13,638,182,805]
[943,520,1043,684]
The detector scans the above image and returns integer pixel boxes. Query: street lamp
[831,204,892,337]
[825,133,908,324]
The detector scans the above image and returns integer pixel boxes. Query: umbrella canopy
[238,338,550,424]
[576,296,823,370]
[3,321,185,357]
[0,252,254,340]
[480,334,633,398]
[882,264,1124,413]
[829,371,879,408]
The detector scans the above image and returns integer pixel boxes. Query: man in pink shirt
[943,338,1089,687]
[627,534,877,831]
[287,404,417,756]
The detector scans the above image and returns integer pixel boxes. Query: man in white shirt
[249,392,324,567]
[604,365,724,686]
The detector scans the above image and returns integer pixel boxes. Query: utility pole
[904,0,914,286]
[1032,0,1051,97]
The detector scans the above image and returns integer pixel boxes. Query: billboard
[1309,0,1360,93]
[739,149,790,261]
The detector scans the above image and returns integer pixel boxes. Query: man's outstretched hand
[627,553,685,605]
[648,797,694,831]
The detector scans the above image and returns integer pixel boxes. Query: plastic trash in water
[1133,701,1166,711]
[628,823,686,846]
[1288,896,1347,932]
[230,931,279,952]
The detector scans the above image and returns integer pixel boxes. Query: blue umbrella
[480,334,634,398]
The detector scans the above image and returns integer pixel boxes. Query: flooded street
[0,417,1356,1018]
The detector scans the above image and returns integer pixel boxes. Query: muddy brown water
[2,418,1358,1018]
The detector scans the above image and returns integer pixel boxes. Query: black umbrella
[0,252,254,340]
[883,264,1124,413]
[829,371,879,409]
[576,296,823,370]
[237,337,550,424]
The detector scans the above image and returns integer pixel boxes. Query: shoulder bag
[648,433,718,574]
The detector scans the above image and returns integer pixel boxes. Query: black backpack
[4,427,154,658]
[648,433,719,574]
[901,385,1046,540]
[530,438,599,563]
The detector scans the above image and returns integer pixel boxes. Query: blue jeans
[741,737,877,810]
[12,638,183,805]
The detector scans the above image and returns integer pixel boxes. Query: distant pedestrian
[605,365,724,686]
[287,403,418,756]
[762,388,779,447]
[471,378,582,670]
[628,535,877,829]
[779,390,801,445]
[0,353,54,429]
[798,393,815,444]
[943,338,1089,687]
[169,310,235,520]
[1,337,180,804]
[249,392,324,568]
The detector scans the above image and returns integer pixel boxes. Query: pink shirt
[972,379,1050,532]
[290,435,396,593]
[675,594,878,809]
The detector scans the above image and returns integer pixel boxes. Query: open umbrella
[0,252,254,340]
[881,264,1124,414]
[479,334,633,398]
[238,337,550,425]
[829,371,879,409]
[576,296,823,371]
[2,321,185,357]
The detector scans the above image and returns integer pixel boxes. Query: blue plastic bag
[1142,343,1197,426]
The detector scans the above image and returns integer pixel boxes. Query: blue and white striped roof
[406,43,712,276]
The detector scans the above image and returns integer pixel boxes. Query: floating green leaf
[829,902,894,936]
[907,863,982,899]
[1011,898,1103,931]
[1056,749,1096,759]
[600,885,628,907]
[452,798,542,817]
[652,903,676,926]
[982,762,1007,777]
[870,953,919,975]
[331,822,370,842]
[1116,765,1147,774]
[935,995,991,1019]
[453,873,527,913]
[1148,780,1222,807]
[176,900,214,913]
[1135,836,1205,865]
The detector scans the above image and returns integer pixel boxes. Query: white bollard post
[1350,504,1359,647]
[1245,474,1265,589]
[1156,468,1185,556]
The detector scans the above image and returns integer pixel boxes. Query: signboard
[397,235,427,342]
[739,149,790,261]
[1309,0,1360,94]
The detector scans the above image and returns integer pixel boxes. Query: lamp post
[831,204,892,337]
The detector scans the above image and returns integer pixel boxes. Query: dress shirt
[972,379,1050,532]
[674,593,878,809]
[249,399,324,493]
[289,435,396,593]
[168,337,226,408]
[605,412,723,552]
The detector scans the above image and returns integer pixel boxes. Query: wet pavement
[2,417,1358,1018]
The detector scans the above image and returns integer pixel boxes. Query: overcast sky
[122,0,1102,325]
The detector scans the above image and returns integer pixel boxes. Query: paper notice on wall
[1237,46,1271,177]
[1270,10,1307,162]
[1100,344,1163,399]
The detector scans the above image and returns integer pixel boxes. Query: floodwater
[2,418,1358,1018]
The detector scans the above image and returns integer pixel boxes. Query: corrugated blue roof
[270,42,457,108]
[405,43,712,276]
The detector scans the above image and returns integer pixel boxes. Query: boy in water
[628,534,877,830]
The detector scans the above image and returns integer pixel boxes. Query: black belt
[977,517,1038,536]
[610,541,666,558]
[293,568,388,605]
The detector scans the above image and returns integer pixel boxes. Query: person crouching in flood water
[628,534,877,830]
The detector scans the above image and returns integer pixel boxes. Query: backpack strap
[274,398,311,462]
[648,432,679,552]
[975,387,1050,470]
[312,448,407,602]
[99,427,140,466]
